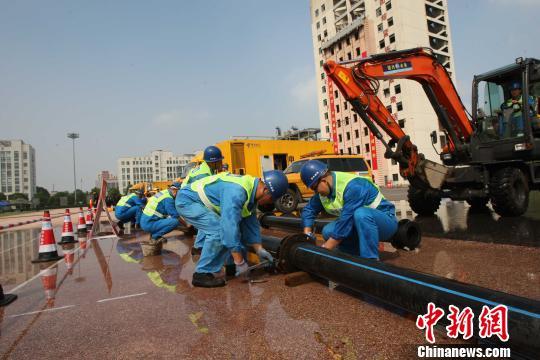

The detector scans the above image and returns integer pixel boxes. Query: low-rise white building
[117,150,194,192]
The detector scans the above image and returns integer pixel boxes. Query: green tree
[9,193,28,201]
[107,187,121,206]
[49,191,70,208]
[0,193,6,201]
[34,186,51,208]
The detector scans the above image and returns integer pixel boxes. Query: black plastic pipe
[261,234,540,359]
[259,214,421,250]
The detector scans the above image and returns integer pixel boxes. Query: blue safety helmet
[262,170,289,200]
[300,160,329,189]
[203,146,224,163]
[510,82,522,90]
[170,181,182,190]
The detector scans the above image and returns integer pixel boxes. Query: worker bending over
[300,160,397,260]
[176,171,288,288]
[181,146,224,255]
[115,189,145,232]
[141,182,181,243]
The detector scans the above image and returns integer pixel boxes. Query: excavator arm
[324,47,473,188]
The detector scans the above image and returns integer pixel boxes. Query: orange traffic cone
[79,235,88,258]
[39,264,58,304]
[32,211,63,263]
[58,209,77,244]
[77,207,87,235]
[85,207,94,231]
[89,199,94,209]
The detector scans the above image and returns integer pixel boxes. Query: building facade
[0,140,37,199]
[310,0,455,186]
[96,170,119,190]
[117,150,194,193]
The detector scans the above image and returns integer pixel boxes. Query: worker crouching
[300,160,397,259]
[114,189,146,233]
[140,182,182,245]
[176,171,288,288]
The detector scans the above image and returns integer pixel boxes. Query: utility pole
[67,133,79,205]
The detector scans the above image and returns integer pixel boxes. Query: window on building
[356,145,361,154]
[388,17,394,26]
[391,159,397,165]
[320,59,323,67]
[377,23,383,32]
[334,90,339,98]
[324,30,328,37]
[397,101,403,111]
[322,85,326,93]
[346,38,351,45]
[379,39,385,49]
[356,47,361,56]
[330,48,334,55]
[321,4,325,12]
[339,134,343,142]
[344,102,348,110]
[316,22,320,29]
[386,1,392,11]
[364,127,368,136]
[321,72,325,79]
[353,114,358,122]
[318,34,322,41]
[346,132,351,140]
[355,129,359,138]
[337,119,341,127]
[389,34,396,43]
[383,88,390,97]
[339,56,343,62]
[322,17,326,24]
[386,105,392,113]
[315,9,319,17]
[394,84,401,94]
[325,125,330,133]
[392,173,399,181]
[345,116,349,125]
[365,144,370,152]
[324,112,329,119]
[323,99,327,106]
[347,147,352,154]
[347,52,352,60]
[376,7,382,16]
[398,119,405,128]
[336,104,340,113]
[340,149,343,155]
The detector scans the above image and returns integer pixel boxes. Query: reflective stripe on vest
[143,190,172,218]
[117,193,136,208]
[181,161,213,188]
[319,172,385,216]
[190,173,256,218]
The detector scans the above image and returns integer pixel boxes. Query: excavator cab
[472,58,540,161]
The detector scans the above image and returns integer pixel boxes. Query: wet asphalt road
[0,194,538,359]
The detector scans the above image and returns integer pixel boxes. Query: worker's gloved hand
[305,232,316,242]
[256,248,273,263]
[235,260,249,277]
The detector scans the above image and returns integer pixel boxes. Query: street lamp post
[67,133,79,205]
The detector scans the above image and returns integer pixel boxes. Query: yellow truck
[183,138,335,178]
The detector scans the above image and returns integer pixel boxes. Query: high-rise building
[117,150,194,192]
[0,140,37,199]
[310,0,455,186]
[96,170,119,190]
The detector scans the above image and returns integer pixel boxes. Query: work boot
[134,224,141,230]
[116,221,124,230]
[190,247,202,256]
[192,273,226,288]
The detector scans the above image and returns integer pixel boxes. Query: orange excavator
[325,47,540,217]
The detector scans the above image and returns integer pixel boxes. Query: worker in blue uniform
[176,170,289,287]
[300,160,397,260]
[114,189,145,232]
[181,146,224,255]
[499,81,536,138]
[140,182,182,243]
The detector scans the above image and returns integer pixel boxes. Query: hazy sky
[1,0,538,191]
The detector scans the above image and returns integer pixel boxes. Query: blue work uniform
[140,189,180,240]
[302,172,397,259]
[115,193,144,226]
[500,96,536,137]
[175,174,261,274]
[181,161,215,250]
